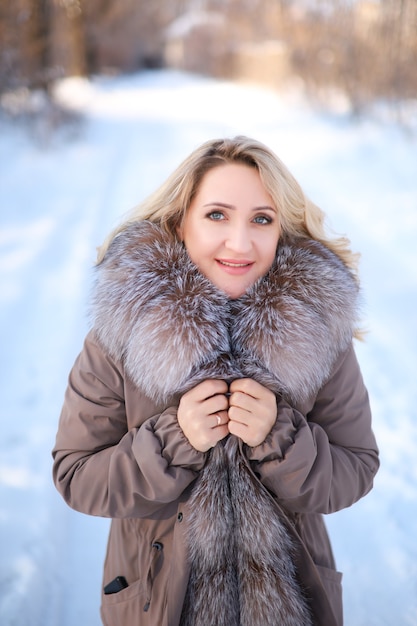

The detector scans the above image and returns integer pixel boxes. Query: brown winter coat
[52,221,379,626]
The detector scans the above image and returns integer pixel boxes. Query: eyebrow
[203,202,277,213]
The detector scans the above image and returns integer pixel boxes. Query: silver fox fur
[92,220,360,625]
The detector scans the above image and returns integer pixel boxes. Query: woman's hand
[228,378,277,447]
[177,379,229,452]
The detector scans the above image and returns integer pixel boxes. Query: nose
[225,225,252,254]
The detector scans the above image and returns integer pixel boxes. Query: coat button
[177,512,183,522]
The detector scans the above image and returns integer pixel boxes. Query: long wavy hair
[97,136,363,337]
[97,135,359,274]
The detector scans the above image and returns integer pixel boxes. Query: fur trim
[92,221,232,403]
[92,221,359,405]
[91,220,359,625]
[230,236,359,403]
[180,438,313,626]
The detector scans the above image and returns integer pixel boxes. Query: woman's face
[179,163,281,298]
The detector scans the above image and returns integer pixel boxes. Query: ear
[176,223,184,242]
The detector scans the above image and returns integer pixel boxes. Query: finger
[228,405,252,426]
[211,410,229,428]
[205,394,229,416]
[187,380,228,404]
[228,390,254,413]
[228,419,249,439]
[229,378,262,399]
[213,413,222,427]
[201,378,229,396]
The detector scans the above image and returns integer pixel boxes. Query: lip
[216,258,254,275]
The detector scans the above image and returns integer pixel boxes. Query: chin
[222,285,249,299]
[213,275,255,299]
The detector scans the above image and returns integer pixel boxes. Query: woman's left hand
[227,378,277,447]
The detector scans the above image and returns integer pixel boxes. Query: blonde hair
[97,135,359,280]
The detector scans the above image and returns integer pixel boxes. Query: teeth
[219,261,249,267]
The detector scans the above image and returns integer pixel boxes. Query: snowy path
[1,70,416,625]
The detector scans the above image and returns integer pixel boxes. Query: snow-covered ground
[1,70,416,625]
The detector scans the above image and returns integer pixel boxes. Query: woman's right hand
[177,379,229,452]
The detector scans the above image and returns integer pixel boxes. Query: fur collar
[92,220,359,405]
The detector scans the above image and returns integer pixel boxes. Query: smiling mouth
[217,260,253,267]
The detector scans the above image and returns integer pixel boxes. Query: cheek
[187,223,217,251]
[261,235,279,265]
[183,229,212,266]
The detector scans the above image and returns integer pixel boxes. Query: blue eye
[253,215,272,224]
[207,211,224,221]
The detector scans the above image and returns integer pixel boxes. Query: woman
[52,136,379,626]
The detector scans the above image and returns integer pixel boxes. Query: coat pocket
[315,565,343,625]
[101,578,148,625]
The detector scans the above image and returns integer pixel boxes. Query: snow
[1,69,416,625]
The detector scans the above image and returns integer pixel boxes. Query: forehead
[198,161,257,183]
[193,162,270,202]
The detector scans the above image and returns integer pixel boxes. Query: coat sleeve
[246,343,379,514]
[52,332,206,518]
